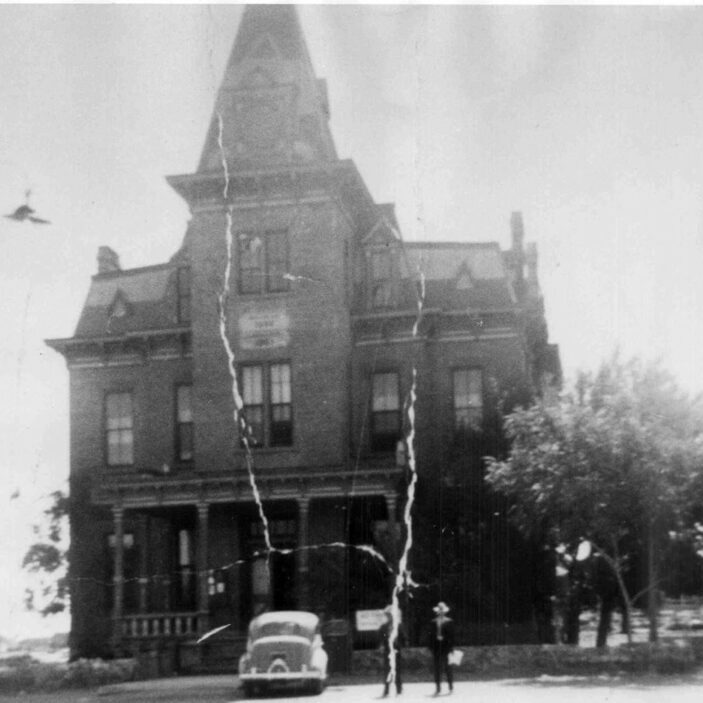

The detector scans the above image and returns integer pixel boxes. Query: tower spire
[198,5,337,173]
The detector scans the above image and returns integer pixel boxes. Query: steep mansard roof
[72,264,186,338]
[402,241,507,282]
[71,238,519,343]
[395,241,518,312]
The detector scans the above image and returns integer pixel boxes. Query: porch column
[197,502,210,633]
[112,505,125,623]
[296,496,310,611]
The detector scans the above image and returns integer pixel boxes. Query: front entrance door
[245,516,297,618]
[209,568,236,627]
[272,551,296,610]
[249,550,297,614]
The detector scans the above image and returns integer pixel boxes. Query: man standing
[428,602,454,695]
[379,605,404,696]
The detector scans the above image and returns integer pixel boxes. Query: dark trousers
[383,651,403,694]
[433,652,453,691]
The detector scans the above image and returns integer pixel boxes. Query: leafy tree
[22,490,70,616]
[407,374,554,644]
[486,356,703,646]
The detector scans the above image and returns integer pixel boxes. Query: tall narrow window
[453,369,483,431]
[176,529,195,610]
[239,231,290,294]
[269,363,292,446]
[371,372,400,451]
[241,366,264,447]
[106,392,134,466]
[370,249,392,309]
[176,267,191,323]
[239,235,263,294]
[176,385,193,461]
[266,231,289,293]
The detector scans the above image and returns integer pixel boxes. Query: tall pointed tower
[166,6,399,623]
[197,5,337,172]
[168,4,379,252]
[165,4,399,626]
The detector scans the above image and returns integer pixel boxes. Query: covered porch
[93,468,403,656]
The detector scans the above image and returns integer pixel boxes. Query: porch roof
[90,466,403,509]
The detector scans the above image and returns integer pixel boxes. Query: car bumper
[239,671,325,682]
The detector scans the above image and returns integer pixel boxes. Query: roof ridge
[403,241,500,249]
[93,261,182,280]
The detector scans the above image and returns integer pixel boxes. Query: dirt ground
[5,671,703,703]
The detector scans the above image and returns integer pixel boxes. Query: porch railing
[118,611,209,639]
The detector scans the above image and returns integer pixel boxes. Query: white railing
[119,612,207,638]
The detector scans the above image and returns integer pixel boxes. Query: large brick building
[48,6,560,663]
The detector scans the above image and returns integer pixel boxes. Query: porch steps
[180,633,248,674]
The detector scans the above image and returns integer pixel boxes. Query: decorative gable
[362,217,399,246]
[106,289,131,333]
[109,290,131,320]
[239,67,277,89]
[248,33,281,61]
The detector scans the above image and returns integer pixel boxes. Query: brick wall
[187,199,355,474]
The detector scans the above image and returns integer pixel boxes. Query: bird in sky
[5,190,50,224]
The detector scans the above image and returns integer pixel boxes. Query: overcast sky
[1,3,703,638]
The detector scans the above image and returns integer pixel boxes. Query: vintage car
[238,611,328,696]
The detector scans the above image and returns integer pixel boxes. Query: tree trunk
[563,578,582,644]
[620,604,629,634]
[602,539,633,645]
[647,519,658,642]
[596,598,613,648]
[564,595,581,645]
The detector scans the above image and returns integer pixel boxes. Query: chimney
[510,211,524,254]
[97,246,121,274]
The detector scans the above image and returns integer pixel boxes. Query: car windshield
[251,620,315,640]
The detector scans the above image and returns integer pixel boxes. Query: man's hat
[433,601,450,614]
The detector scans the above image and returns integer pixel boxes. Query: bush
[0,656,136,693]
[350,641,698,679]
